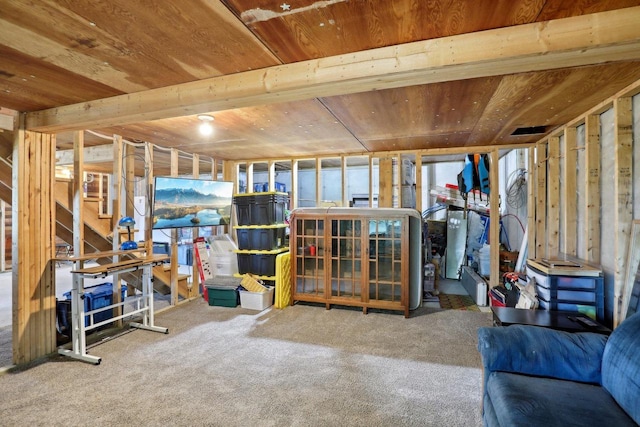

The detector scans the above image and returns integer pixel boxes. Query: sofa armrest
[477,325,608,387]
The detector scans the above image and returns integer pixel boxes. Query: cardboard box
[239,287,274,311]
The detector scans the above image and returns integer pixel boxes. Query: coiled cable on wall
[506,168,527,210]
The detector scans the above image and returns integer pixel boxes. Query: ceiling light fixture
[197,114,214,136]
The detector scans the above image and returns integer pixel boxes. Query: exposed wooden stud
[73,131,84,257]
[191,154,200,299]
[124,144,135,219]
[613,96,633,327]
[563,127,577,256]
[46,133,56,354]
[547,137,560,258]
[221,160,234,185]
[315,158,321,206]
[368,157,374,208]
[26,7,640,132]
[145,143,154,251]
[489,149,500,288]
[170,149,179,306]
[535,142,547,259]
[111,135,124,322]
[13,114,27,363]
[111,135,123,233]
[341,156,347,207]
[415,153,423,213]
[268,161,275,192]
[30,131,39,359]
[528,146,536,259]
[584,115,601,264]
[246,162,254,193]
[395,154,402,208]
[378,156,393,208]
[291,160,299,209]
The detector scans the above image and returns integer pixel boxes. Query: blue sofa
[477,312,640,426]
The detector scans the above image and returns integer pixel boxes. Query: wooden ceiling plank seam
[25,7,640,133]
[316,97,370,152]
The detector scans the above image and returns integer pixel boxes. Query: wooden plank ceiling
[1,0,640,174]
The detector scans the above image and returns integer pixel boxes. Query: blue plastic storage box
[61,282,127,328]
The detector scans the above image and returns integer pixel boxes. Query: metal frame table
[57,250,169,364]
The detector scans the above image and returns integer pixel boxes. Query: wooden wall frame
[620,220,640,325]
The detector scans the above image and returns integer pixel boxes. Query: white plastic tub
[239,287,274,311]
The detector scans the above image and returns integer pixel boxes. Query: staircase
[0,159,190,297]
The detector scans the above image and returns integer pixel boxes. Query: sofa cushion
[486,372,636,427]
[602,312,640,424]
[477,324,607,390]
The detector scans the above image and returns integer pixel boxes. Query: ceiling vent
[511,126,546,136]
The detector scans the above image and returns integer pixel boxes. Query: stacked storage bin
[526,264,604,322]
[233,191,289,287]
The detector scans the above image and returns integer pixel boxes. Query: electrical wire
[500,213,526,234]
[506,168,527,209]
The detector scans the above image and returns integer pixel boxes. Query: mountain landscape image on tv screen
[152,177,233,229]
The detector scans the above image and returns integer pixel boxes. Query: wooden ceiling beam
[26,7,640,133]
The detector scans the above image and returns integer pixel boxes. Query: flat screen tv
[151,177,234,229]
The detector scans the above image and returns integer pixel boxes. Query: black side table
[491,307,611,335]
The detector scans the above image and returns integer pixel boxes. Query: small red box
[488,290,506,307]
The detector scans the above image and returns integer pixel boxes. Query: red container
[488,290,506,307]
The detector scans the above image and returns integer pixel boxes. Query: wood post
[613,97,633,327]
[535,142,547,259]
[191,154,200,299]
[527,146,536,260]
[563,127,577,256]
[170,149,179,306]
[547,137,560,258]
[489,149,500,288]
[584,115,601,264]
[12,116,56,364]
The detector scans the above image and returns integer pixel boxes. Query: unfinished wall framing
[529,79,640,327]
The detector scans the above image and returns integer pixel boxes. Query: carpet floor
[0,299,492,426]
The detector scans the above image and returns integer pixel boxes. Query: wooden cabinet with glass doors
[290,208,413,317]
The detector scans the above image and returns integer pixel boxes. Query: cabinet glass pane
[367,218,403,303]
[294,217,325,296]
[329,218,362,300]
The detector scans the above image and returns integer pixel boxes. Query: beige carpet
[0,300,491,426]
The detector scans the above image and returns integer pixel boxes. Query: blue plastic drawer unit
[527,265,604,322]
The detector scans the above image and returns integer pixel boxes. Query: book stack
[489,287,507,307]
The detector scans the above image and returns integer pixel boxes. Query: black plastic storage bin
[251,193,288,225]
[237,253,252,275]
[235,225,287,250]
[233,194,255,226]
[236,248,288,277]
